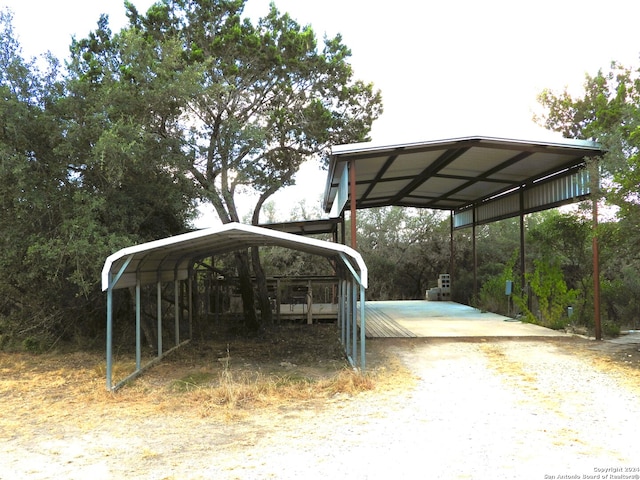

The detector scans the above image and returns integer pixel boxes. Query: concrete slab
[608,331,640,345]
[365,300,568,338]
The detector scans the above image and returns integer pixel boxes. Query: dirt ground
[1,325,640,479]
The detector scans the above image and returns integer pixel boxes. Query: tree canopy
[112,0,382,226]
[0,8,198,349]
[537,62,640,218]
[6,0,640,349]
[0,1,382,346]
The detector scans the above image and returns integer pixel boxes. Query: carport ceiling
[322,136,603,213]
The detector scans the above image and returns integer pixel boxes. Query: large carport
[322,135,604,336]
[101,223,367,391]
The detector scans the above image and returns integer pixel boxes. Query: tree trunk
[249,188,280,326]
[251,246,273,324]
[234,249,260,333]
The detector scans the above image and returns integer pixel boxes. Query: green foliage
[527,210,591,291]
[357,207,450,300]
[0,1,383,343]
[119,0,382,224]
[526,259,578,329]
[476,249,520,316]
[0,9,195,348]
[118,0,382,329]
[537,59,640,333]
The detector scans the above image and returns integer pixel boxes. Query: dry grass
[181,366,377,417]
[0,324,403,437]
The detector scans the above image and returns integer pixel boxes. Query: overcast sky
[3,0,639,223]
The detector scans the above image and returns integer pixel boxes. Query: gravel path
[2,338,640,480]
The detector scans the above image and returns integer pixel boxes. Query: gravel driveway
[2,337,639,480]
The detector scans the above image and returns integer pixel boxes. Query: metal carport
[322,135,604,336]
[101,222,367,391]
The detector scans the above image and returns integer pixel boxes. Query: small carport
[322,135,604,335]
[101,222,367,391]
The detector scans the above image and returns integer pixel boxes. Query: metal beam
[359,153,400,202]
[389,147,470,204]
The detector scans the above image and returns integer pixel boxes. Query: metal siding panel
[453,209,474,228]
[525,169,590,211]
[477,194,519,223]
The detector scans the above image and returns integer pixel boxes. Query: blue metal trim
[136,278,141,371]
[352,280,358,366]
[109,255,134,290]
[360,284,366,371]
[174,279,180,346]
[106,284,113,391]
[106,255,134,390]
[339,253,362,286]
[157,281,162,358]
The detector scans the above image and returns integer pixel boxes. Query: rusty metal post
[520,189,526,293]
[593,194,602,340]
[450,211,455,297]
[472,208,477,301]
[349,160,357,250]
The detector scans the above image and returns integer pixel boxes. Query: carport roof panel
[102,222,367,291]
[323,135,603,212]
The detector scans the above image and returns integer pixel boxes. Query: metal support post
[472,209,477,300]
[174,280,180,346]
[106,280,113,391]
[136,278,141,370]
[360,284,366,371]
[519,190,526,292]
[349,161,357,249]
[157,281,163,357]
[339,278,345,345]
[345,278,351,358]
[593,194,602,340]
[352,280,358,367]
[188,273,193,340]
[105,255,133,391]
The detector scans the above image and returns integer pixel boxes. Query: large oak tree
[105,0,382,330]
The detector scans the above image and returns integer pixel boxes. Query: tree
[537,62,640,214]
[0,9,196,349]
[101,0,382,331]
[537,60,640,333]
[357,207,450,300]
[0,9,70,347]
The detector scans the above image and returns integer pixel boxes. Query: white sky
[3,0,639,224]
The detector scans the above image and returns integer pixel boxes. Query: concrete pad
[608,331,640,345]
[367,300,568,338]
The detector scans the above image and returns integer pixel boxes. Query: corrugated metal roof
[260,218,340,236]
[102,222,367,291]
[323,135,603,214]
